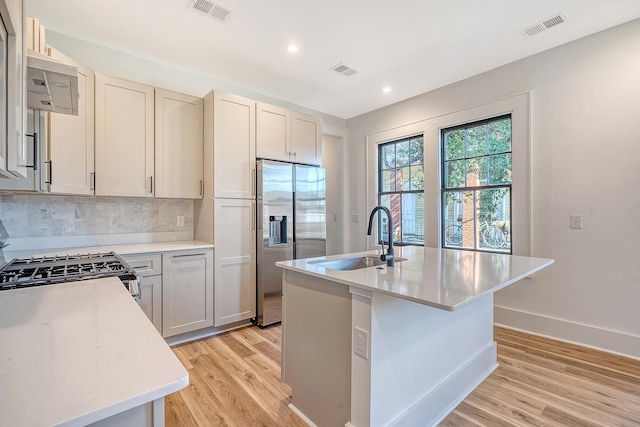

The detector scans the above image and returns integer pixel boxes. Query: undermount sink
[310,255,406,271]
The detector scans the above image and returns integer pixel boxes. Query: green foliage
[380,136,424,191]
[442,117,512,220]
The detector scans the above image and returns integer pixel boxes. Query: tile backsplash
[0,195,194,238]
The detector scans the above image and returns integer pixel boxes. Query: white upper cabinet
[256,101,290,163]
[47,48,94,195]
[154,89,203,199]
[95,73,154,197]
[211,91,256,199]
[256,102,322,166]
[291,111,322,165]
[0,0,27,179]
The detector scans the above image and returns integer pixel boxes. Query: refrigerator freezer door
[294,165,327,260]
[256,160,293,326]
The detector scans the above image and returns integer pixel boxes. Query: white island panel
[278,246,554,427]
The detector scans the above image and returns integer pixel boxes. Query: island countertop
[0,277,188,427]
[276,246,554,310]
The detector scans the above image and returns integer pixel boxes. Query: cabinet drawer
[122,253,162,277]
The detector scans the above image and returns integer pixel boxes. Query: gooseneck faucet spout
[367,206,395,267]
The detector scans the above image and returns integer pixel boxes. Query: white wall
[322,135,345,255]
[346,19,640,358]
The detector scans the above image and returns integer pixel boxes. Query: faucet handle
[378,240,386,255]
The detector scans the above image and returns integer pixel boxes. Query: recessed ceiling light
[287,45,299,53]
[382,87,391,94]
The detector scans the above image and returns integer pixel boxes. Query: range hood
[26,50,79,116]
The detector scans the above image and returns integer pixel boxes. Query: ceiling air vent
[191,0,233,22]
[332,63,357,77]
[521,13,566,37]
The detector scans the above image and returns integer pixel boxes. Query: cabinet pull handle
[91,172,96,192]
[200,180,203,196]
[45,160,52,184]
[251,168,256,196]
[150,176,154,193]
[252,203,256,230]
[24,132,38,170]
[170,253,205,259]
[131,264,151,270]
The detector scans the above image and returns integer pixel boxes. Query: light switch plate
[570,214,582,229]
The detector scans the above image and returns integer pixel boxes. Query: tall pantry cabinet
[195,91,256,327]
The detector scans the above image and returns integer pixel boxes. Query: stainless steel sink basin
[310,255,406,271]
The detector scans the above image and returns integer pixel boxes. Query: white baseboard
[165,320,251,346]
[289,403,318,427]
[387,342,498,427]
[494,305,640,360]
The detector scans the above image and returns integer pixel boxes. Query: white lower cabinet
[122,253,162,333]
[139,275,162,333]
[214,198,256,326]
[162,249,214,337]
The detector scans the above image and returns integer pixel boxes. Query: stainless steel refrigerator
[255,160,326,327]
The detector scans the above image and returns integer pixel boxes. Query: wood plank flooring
[166,325,640,426]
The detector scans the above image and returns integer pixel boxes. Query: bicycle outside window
[441,115,512,253]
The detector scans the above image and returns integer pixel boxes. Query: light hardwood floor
[166,325,640,426]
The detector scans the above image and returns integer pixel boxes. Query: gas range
[0,252,140,299]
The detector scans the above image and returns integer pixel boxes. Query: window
[441,115,512,253]
[377,135,424,245]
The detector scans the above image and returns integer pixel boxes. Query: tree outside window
[441,116,512,253]
[378,135,424,245]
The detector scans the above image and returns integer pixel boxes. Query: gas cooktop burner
[0,252,138,291]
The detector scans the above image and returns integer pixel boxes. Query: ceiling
[27,0,640,119]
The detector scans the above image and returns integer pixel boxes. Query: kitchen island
[0,277,188,426]
[276,246,553,427]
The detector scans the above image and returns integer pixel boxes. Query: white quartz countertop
[0,277,189,427]
[276,246,554,311]
[4,240,213,260]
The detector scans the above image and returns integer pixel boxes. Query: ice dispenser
[269,216,287,246]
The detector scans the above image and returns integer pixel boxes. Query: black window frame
[377,134,425,246]
[440,114,513,254]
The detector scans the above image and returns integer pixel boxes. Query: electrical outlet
[352,214,359,224]
[177,215,185,227]
[354,327,369,360]
[569,214,582,229]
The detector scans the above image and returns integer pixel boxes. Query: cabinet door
[291,111,322,166]
[122,253,163,333]
[47,48,95,195]
[1,0,27,179]
[256,102,290,162]
[139,274,162,333]
[0,108,44,191]
[212,92,256,199]
[155,89,203,199]
[95,73,154,197]
[162,249,214,337]
[214,198,256,326]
